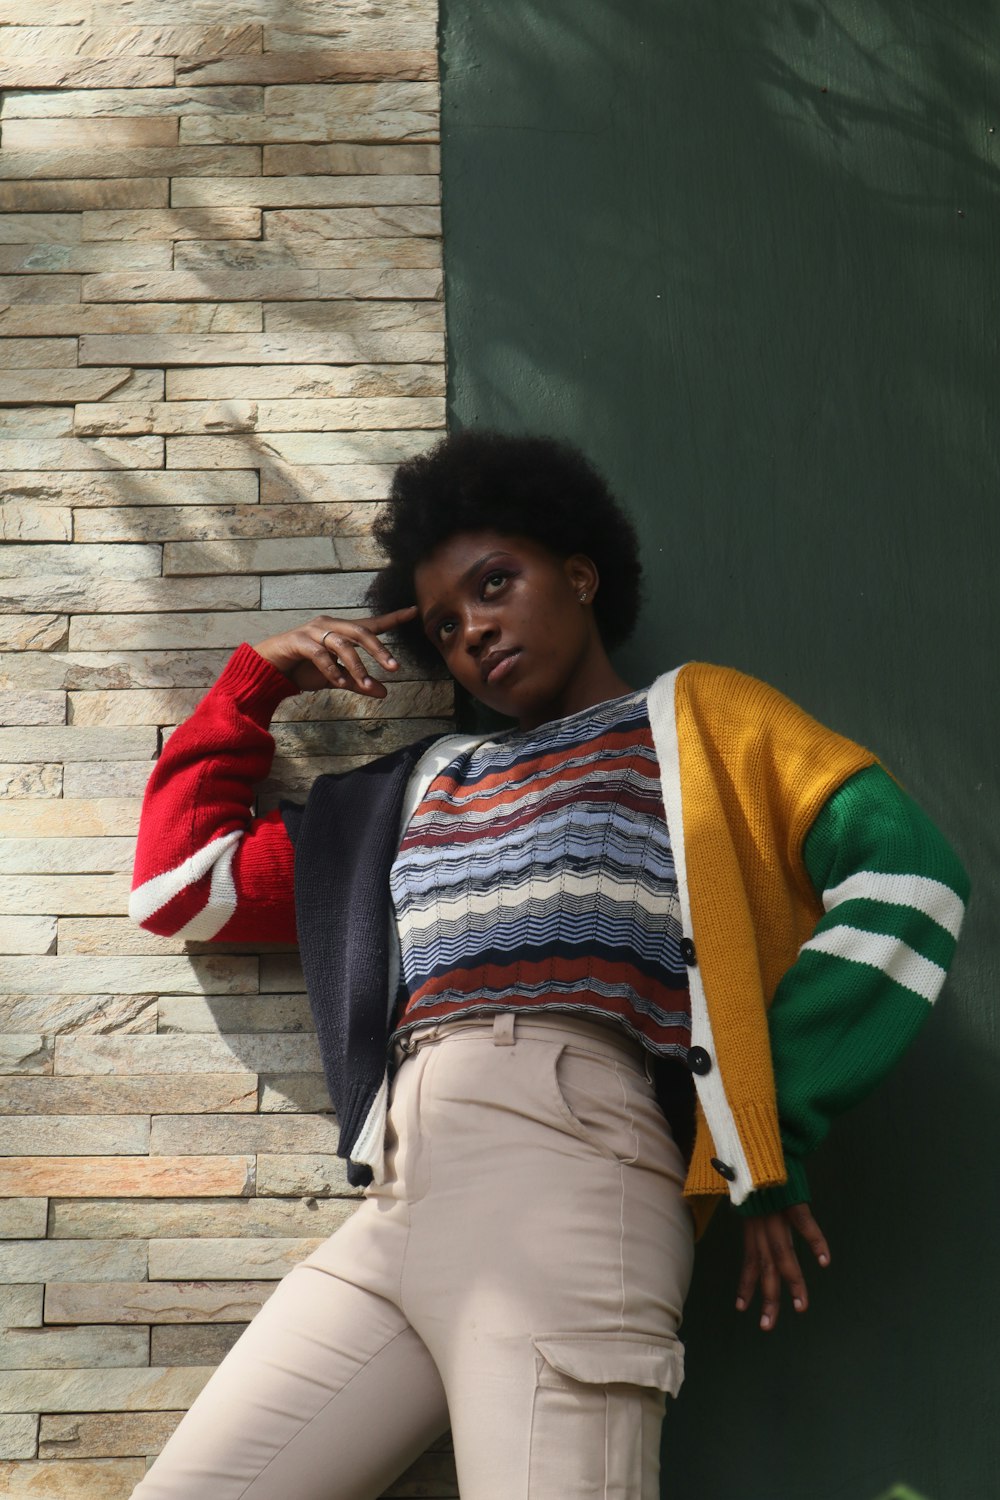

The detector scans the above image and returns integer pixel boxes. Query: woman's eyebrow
[458,551,507,586]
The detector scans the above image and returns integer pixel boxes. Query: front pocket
[549,1045,643,1164]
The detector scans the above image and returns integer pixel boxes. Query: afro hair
[367,429,643,669]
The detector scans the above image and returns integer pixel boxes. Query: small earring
[578,591,588,603]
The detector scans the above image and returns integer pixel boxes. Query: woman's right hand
[254,606,420,696]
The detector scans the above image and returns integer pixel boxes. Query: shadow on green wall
[440,3,1000,1498]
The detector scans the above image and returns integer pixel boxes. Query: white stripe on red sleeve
[130,644,299,944]
[129,829,243,940]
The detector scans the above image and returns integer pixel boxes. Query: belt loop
[493,1012,516,1046]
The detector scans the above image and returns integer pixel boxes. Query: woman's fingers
[735,1206,831,1331]
[755,1227,784,1330]
[255,606,419,693]
[762,1217,808,1324]
[305,631,350,691]
[328,605,419,675]
[741,1218,787,1331]
[316,632,381,697]
[735,1223,762,1312]
[786,1202,832,1268]
[314,607,419,681]
[365,603,420,637]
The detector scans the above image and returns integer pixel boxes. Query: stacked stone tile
[0,2,455,1494]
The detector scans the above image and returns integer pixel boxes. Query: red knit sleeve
[129,644,301,943]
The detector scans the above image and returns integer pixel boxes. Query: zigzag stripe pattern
[401,885,683,940]
[405,977,691,1024]
[401,914,687,969]
[390,689,692,1054]
[397,810,680,886]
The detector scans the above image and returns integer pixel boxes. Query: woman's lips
[484,648,521,685]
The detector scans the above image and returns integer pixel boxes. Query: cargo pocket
[528,1332,684,1500]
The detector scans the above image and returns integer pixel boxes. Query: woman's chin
[458,662,537,723]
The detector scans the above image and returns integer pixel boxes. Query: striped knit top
[388,688,692,1054]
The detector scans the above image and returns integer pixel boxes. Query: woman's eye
[482,571,508,595]
[436,620,456,643]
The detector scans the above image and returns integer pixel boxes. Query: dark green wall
[439,3,999,1496]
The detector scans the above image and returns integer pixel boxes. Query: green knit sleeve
[736,763,970,1217]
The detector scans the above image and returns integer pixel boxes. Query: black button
[679,937,697,966]
[686,1046,712,1076]
[710,1157,737,1182]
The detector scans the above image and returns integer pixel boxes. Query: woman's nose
[462,611,498,653]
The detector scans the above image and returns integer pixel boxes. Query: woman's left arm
[734,762,970,1327]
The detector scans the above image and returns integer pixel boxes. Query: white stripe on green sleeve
[736,763,969,1217]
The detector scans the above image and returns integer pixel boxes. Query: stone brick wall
[0,4,453,1494]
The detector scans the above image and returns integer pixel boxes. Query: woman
[129,430,968,1500]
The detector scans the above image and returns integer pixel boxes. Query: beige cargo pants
[132,1012,695,1500]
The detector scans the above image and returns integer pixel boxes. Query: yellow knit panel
[687,1191,723,1239]
[676,663,876,1193]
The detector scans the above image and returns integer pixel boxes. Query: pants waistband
[392,1010,649,1075]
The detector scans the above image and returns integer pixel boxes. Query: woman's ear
[564,553,600,603]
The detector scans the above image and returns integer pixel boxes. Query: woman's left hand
[735,1203,830,1331]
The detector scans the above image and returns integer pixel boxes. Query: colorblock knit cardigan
[129,647,969,1233]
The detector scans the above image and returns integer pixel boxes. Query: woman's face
[413,530,608,728]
